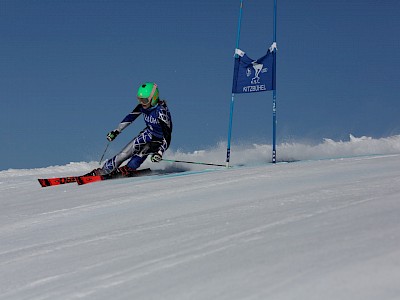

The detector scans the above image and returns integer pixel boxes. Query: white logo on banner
[243,62,268,92]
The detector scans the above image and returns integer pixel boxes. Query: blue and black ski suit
[102,100,172,173]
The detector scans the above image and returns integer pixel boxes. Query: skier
[92,82,172,176]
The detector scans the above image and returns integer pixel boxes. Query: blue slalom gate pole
[272,0,278,163]
[226,93,235,167]
[226,0,244,168]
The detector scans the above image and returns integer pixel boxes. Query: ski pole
[161,158,227,167]
[99,142,110,165]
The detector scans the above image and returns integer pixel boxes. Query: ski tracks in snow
[1,155,400,299]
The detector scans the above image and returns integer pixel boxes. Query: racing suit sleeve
[149,103,172,155]
[148,119,171,155]
[116,104,142,133]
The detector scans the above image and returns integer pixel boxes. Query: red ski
[38,176,77,187]
[76,168,152,185]
[75,175,103,185]
[38,168,151,187]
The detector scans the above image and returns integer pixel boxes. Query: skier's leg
[101,132,149,174]
[126,155,148,170]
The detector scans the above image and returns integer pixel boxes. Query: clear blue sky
[1,0,399,170]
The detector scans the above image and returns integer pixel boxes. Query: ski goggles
[137,97,151,106]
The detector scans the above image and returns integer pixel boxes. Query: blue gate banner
[232,48,276,94]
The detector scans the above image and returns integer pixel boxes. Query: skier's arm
[116,104,142,132]
[159,119,172,148]
[149,113,172,163]
[107,105,142,141]
[157,102,172,149]
[148,120,171,155]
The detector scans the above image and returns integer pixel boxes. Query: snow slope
[1,136,400,299]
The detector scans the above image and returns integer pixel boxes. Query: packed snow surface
[1,135,400,299]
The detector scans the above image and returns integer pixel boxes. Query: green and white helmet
[137,82,159,107]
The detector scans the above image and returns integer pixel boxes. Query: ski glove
[106,130,120,141]
[151,151,163,163]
